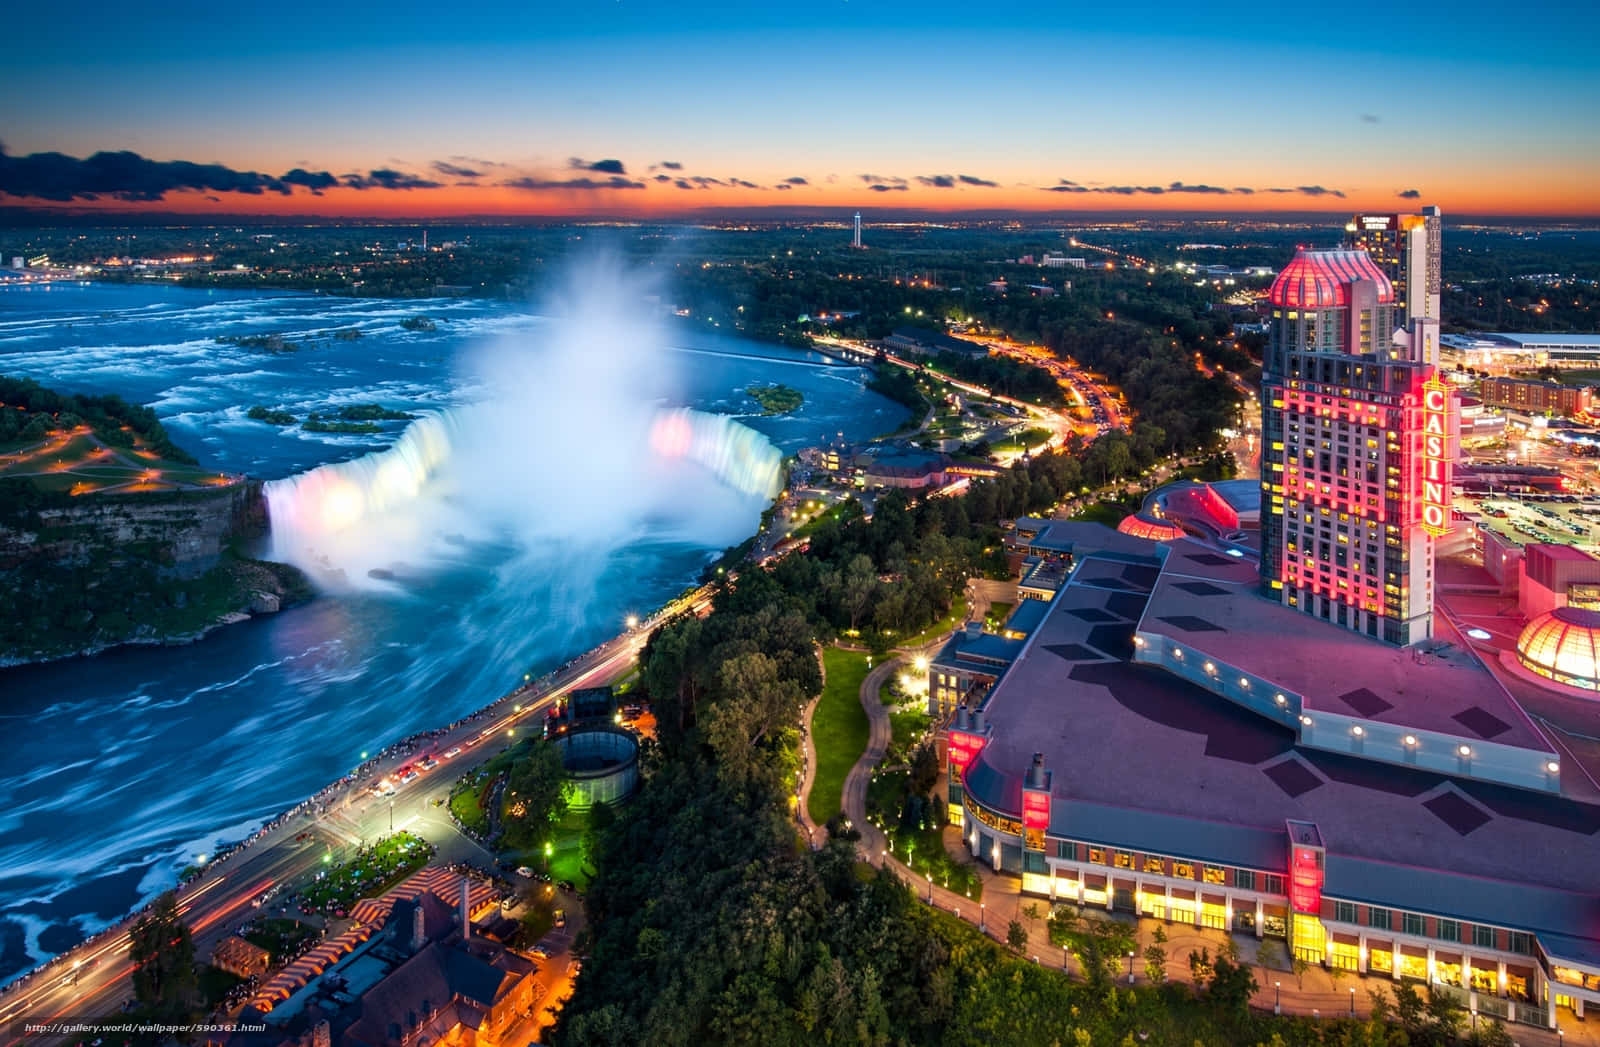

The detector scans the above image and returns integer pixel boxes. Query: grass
[985,601,1014,626]
[888,710,934,762]
[449,784,488,835]
[299,832,431,914]
[504,810,595,891]
[1070,501,1133,527]
[197,965,243,1008]
[807,646,873,827]
[899,594,968,648]
[865,767,984,901]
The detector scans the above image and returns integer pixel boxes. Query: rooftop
[967,528,1600,934]
[1267,248,1394,309]
[1138,547,1549,752]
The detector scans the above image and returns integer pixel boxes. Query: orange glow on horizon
[9,174,1598,219]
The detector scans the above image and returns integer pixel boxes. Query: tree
[908,741,940,795]
[1207,953,1258,1017]
[1256,938,1287,971]
[1144,926,1168,985]
[1006,919,1028,954]
[842,554,878,631]
[1291,952,1310,990]
[129,891,196,1018]
[1020,902,1042,937]
[501,738,570,852]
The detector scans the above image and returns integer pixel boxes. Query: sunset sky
[4,0,1598,219]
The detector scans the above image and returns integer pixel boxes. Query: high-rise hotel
[1345,207,1443,328]
[1259,245,1453,645]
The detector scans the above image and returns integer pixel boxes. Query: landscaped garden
[297,832,433,915]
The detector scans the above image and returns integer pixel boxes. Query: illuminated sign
[1289,847,1324,914]
[1361,215,1397,231]
[1022,788,1050,851]
[1022,789,1050,831]
[948,730,986,773]
[1420,378,1452,536]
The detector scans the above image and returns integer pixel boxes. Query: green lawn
[900,594,968,648]
[503,810,595,890]
[299,832,431,914]
[865,767,984,901]
[888,710,934,762]
[1070,501,1133,527]
[807,646,873,827]
[985,601,1014,626]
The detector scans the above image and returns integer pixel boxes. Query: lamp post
[389,801,393,833]
[1350,988,1356,1017]
[980,903,986,932]
[1127,951,1135,984]
[926,874,933,903]
[1274,981,1281,1015]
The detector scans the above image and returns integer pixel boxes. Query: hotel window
[1113,852,1132,869]
[1203,866,1226,885]
[1262,874,1284,896]
[1234,870,1256,891]
[1088,848,1106,865]
[1056,841,1077,861]
[1334,901,1357,924]
[1402,913,1425,937]
[1143,856,1166,875]
[1438,920,1460,943]
[1173,861,1194,880]
[1368,908,1391,931]
[1473,925,1496,949]
[1508,932,1532,955]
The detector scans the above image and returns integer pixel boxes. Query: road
[0,587,713,1046]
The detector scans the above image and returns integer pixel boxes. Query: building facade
[1260,248,1452,646]
[1345,208,1442,330]
[1481,376,1593,417]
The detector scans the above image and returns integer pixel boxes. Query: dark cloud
[569,157,627,175]
[653,174,673,183]
[730,178,761,189]
[674,179,693,190]
[783,176,808,186]
[916,175,956,188]
[1102,185,1166,195]
[431,161,482,179]
[958,174,998,187]
[1233,186,1255,195]
[774,183,792,191]
[867,183,907,192]
[1041,179,1088,193]
[1397,188,1422,199]
[344,169,442,190]
[1295,185,1346,198]
[280,168,340,195]
[1361,114,1381,124]
[0,145,300,201]
[658,160,683,170]
[1166,181,1229,195]
[859,174,907,186]
[502,175,646,191]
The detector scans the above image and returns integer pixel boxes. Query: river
[0,281,904,982]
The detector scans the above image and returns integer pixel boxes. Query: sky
[3,0,1598,219]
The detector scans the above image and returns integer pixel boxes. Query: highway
[0,587,711,1046]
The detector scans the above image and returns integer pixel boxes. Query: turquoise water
[0,282,904,980]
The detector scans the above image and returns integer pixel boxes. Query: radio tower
[852,212,862,249]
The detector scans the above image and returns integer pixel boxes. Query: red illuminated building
[1260,247,1454,646]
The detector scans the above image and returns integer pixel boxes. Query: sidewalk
[839,651,1597,1047]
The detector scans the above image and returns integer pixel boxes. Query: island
[0,375,311,666]
[246,405,296,426]
[746,383,804,415]
[302,404,416,434]
[399,315,437,332]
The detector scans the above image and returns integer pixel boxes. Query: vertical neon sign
[1421,378,1451,536]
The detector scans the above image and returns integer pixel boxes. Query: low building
[856,448,951,489]
[879,327,988,359]
[1520,543,1600,620]
[928,621,1024,719]
[997,598,1050,640]
[213,936,272,979]
[1481,377,1592,418]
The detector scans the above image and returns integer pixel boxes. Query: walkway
[836,651,1597,1046]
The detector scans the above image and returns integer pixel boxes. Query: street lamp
[389,801,394,833]
[1274,981,1281,1015]
[926,873,932,902]
[980,903,986,931]
[1127,951,1135,984]
[1350,988,1356,1017]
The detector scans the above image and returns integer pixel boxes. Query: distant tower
[1343,206,1441,330]
[852,213,862,249]
[422,230,428,252]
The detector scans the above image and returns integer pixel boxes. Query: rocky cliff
[0,480,311,665]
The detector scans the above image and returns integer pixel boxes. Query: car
[530,945,549,959]
[443,747,461,758]
[516,866,534,878]
[554,908,566,928]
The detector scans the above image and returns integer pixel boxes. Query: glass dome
[1516,606,1600,691]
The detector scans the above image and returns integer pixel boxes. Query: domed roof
[1117,512,1185,542]
[1516,606,1600,692]
[1268,248,1395,309]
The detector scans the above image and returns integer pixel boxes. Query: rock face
[0,482,265,576]
[249,591,281,614]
